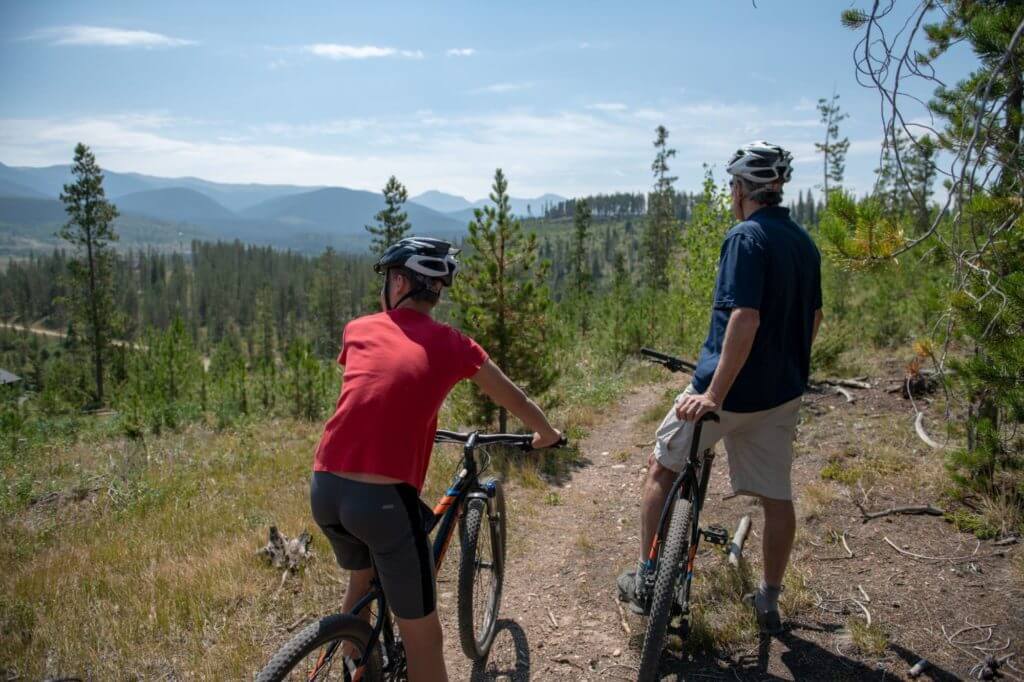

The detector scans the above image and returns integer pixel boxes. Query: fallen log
[728,515,751,568]
[823,378,872,390]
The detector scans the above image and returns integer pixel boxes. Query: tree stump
[259,526,312,573]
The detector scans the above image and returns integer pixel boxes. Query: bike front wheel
[457,478,506,661]
[637,497,694,682]
[256,613,383,681]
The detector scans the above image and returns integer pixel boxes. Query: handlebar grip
[700,413,720,423]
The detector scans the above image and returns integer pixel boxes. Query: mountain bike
[256,429,566,681]
[636,348,728,682]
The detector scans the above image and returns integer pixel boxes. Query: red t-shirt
[313,308,489,491]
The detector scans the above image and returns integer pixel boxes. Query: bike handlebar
[435,430,568,452]
[640,347,697,373]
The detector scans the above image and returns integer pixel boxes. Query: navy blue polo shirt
[691,206,822,413]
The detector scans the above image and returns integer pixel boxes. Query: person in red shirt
[311,237,561,682]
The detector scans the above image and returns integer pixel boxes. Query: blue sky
[0,1,975,200]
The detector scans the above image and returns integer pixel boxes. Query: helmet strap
[383,269,440,311]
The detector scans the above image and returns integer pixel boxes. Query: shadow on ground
[655,622,962,681]
[470,619,530,681]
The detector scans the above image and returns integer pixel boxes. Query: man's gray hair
[739,177,784,206]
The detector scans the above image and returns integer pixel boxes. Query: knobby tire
[256,613,382,681]
[457,479,506,661]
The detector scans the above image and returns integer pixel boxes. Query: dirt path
[437,377,1023,681]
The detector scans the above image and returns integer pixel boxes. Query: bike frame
[646,415,718,616]
[639,347,720,619]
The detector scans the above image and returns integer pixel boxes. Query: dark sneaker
[617,570,650,615]
[743,592,784,635]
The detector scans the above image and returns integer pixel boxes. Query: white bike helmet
[726,141,793,184]
[374,237,460,310]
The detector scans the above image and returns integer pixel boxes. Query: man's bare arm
[471,360,560,447]
[812,308,823,345]
[676,307,760,421]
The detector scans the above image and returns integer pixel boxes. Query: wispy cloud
[587,102,628,112]
[446,48,475,57]
[304,44,423,60]
[31,25,196,48]
[474,82,533,94]
[0,101,880,199]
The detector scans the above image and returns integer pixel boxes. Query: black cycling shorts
[309,472,436,619]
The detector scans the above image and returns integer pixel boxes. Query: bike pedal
[701,525,730,545]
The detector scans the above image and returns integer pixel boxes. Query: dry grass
[843,618,889,657]
[2,418,330,679]
[1,351,650,679]
[798,481,838,521]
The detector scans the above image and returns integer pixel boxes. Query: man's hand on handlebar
[675,391,720,422]
[532,428,564,450]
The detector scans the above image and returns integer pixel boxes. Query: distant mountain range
[410,190,565,218]
[0,161,566,256]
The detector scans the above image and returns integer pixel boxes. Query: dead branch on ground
[855,502,945,522]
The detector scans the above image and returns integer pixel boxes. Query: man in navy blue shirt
[619,142,823,634]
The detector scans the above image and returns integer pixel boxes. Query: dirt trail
[437,378,1023,681]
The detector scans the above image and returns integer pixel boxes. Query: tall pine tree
[816,90,850,205]
[642,126,678,290]
[570,198,592,298]
[365,176,412,257]
[59,143,120,407]
[452,169,556,431]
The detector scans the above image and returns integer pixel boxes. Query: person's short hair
[738,177,784,206]
[390,266,443,304]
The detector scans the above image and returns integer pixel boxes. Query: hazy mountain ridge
[0,161,561,256]
[411,189,567,217]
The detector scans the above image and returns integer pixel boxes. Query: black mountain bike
[636,348,728,682]
[256,430,565,681]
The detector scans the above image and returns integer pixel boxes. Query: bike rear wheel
[637,497,694,682]
[457,480,506,661]
[256,614,383,681]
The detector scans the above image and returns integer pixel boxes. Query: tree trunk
[85,226,104,406]
[499,407,508,433]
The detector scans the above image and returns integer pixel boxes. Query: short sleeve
[453,330,489,379]
[713,233,766,310]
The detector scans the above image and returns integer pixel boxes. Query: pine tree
[451,169,556,431]
[365,176,412,257]
[924,1,1024,507]
[58,143,120,407]
[642,126,678,290]
[310,247,348,357]
[815,91,851,205]
[570,198,592,298]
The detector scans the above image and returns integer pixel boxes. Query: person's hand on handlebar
[532,427,563,449]
[676,391,719,422]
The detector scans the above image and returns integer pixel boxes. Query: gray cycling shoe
[617,570,650,615]
[743,591,784,635]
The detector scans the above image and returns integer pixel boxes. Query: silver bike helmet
[726,141,793,184]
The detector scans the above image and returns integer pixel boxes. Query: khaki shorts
[653,385,801,500]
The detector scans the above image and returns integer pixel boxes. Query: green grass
[820,450,909,486]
